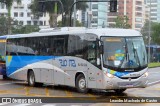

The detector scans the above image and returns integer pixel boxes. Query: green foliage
[148,62,160,68]
[0,0,21,34]
[152,23,160,45]
[141,20,160,45]
[0,16,8,35]
[113,15,131,29]
[0,16,39,35]
[12,25,39,34]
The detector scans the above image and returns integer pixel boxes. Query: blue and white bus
[4,27,148,93]
[0,36,6,78]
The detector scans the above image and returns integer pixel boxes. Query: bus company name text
[59,59,76,67]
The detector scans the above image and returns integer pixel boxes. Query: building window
[136,7,142,11]
[92,4,98,9]
[39,21,43,26]
[1,3,5,9]
[92,18,98,23]
[136,12,142,17]
[136,1,142,5]
[33,21,38,25]
[27,21,31,25]
[27,13,31,17]
[44,21,46,25]
[92,11,98,16]
[20,12,24,17]
[14,12,18,17]
[135,18,142,22]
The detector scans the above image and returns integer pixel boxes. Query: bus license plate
[125,84,133,87]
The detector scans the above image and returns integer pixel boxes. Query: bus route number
[59,59,76,67]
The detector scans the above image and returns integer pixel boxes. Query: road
[0,67,160,106]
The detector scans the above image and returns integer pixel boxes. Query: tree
[0,16,8,35]
[12,25,39,34]
[30,0,88,27]
[0,16,39,35]
[113,15,131,29]
[151,23,160,45]
[0,0,21,34]
[141,20,158,44]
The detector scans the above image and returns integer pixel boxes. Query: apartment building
[145,0,160,22]
[0,0,49,26]
[108,0,145,31]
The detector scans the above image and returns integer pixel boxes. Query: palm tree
[0,0,21,34]
[30,0,88,27]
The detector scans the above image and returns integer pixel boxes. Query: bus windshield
[101,37,147,69]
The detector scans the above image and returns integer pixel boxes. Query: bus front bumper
[104,75,148,90]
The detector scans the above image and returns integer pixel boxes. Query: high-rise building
[80,2,108,28]
[0,0,50,26]
[108,0,145,31]
[145,0,160,22]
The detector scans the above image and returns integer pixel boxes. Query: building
[145,0,160,23]
[79,2,108,28]
[108,0,145,31]
[0,0,50,26]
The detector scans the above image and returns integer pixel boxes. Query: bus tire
[28,71,36,87]
[3,75,8,79]
[76,74,88,93]
[114,89,126,94]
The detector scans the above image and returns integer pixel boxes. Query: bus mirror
[97,58,100,66]
[100,45,104,54]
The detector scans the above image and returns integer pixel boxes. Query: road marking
[65,90,73,97]
[42,104,56,106]
[0,103,10,105]
[25,87,30,95]
[0,83,14,86]
[147,80,160,86]
[45,87,50,96]
[12,104,31,106]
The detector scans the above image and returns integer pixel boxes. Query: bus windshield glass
[0,39,6,61]
[101,37,147,69]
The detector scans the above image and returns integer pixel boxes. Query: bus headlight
[142,72,148,77]
[106,73,114,78]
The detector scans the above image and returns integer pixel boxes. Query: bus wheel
[76,74,88,93]
[28,71,35,87]
[114,89,126,94]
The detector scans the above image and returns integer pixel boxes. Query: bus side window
[87,41,96,64]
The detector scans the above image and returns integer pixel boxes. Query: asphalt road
[0,67,160,106]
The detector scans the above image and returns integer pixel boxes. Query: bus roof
[0,36,7,39]
[6,27,142,39]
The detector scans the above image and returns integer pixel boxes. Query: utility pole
[73,0,76,27]
[88,0,92,28]
[148,0,151,63]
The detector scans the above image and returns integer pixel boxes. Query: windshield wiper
[132,41,141,67]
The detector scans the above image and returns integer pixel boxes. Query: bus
[0,36,6,78]
[4,27,148,93]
